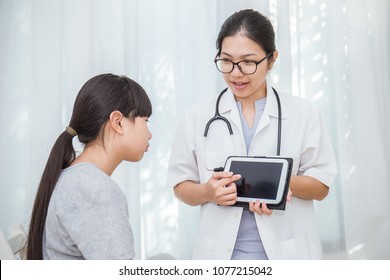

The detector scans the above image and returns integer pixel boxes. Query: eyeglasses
[214,52,273,75]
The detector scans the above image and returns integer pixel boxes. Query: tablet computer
[224,156,293,210]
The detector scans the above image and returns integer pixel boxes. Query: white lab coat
[167,82,337,260]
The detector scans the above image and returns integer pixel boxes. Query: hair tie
[66,126,77,137]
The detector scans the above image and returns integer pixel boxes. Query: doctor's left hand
[249,189,293,215]
[249,201,273,215]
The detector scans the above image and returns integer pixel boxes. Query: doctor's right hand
[205,172,241,206]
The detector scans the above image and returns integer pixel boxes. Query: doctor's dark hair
[26,73,152,260]
[216,9,276,57]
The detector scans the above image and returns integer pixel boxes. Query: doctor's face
[219,33,275,102]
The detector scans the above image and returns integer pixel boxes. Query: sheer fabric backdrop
[0,0,389,259]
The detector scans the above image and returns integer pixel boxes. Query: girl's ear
[268,50,279,70]
[109,111,124,134]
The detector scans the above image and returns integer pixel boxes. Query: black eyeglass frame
[214,52,274,75]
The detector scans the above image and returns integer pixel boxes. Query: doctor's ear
[268,50,279,70]
[109,111,124,134]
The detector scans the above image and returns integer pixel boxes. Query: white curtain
[0,0,389,260]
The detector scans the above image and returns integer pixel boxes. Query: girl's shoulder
[55,163,123,200]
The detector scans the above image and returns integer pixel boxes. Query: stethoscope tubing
[272,87,282,156]
[203,88,232,136]
[202,87,282,171]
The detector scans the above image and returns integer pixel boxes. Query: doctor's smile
[230,81,249,90]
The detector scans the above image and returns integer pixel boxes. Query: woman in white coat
[167,9,337,260]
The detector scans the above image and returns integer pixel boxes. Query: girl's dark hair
[26,73,152,259]
[216,9,276,56]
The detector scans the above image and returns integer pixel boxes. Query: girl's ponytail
[26,129,76,259]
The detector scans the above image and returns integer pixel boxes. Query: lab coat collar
[264,82,288,120]
[218,82,288,119]
[218,82,288,139]
[218,87,243,135]
[218,87,237,115]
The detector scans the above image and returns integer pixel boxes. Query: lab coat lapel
[217,86,285,151]
[254,84,280,137]
[255,106,271,136]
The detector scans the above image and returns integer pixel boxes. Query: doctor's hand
[249,189,293,215]
[249,200,273,216]
[205,172,241,206]
[287,188,292,202]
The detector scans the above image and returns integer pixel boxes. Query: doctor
[167,9,337,260]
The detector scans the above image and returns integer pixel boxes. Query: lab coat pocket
[280,235,311,259]
[193,236,215,252]
[192,236,216,259]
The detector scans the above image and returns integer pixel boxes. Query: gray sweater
[42,163,135,259]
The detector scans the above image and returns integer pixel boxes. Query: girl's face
[121,116,152,162]
[219,33,275,102]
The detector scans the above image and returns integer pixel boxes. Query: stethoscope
[202,87,282,171]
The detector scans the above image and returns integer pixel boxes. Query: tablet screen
[230,160,283,200]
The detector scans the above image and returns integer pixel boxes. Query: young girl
[27,73,152,259]
[168,9,337,259]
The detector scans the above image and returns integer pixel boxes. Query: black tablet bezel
[224,156,293,210]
